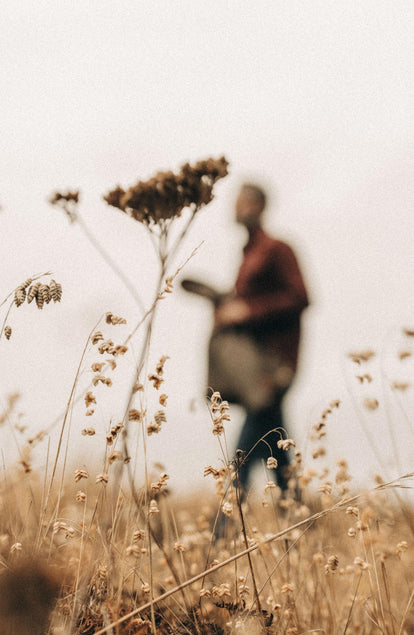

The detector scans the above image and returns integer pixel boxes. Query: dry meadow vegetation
[0,159,413,634]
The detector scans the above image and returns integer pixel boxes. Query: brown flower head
[48,190,79,223]
[104,156,229,225]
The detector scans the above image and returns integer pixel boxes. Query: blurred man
[214,183,309,496]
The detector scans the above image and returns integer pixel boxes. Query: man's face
[235,188,264,228]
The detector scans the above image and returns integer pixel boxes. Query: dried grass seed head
[27,282,41,304]
[105,311,126,325]
[349,350,375,364]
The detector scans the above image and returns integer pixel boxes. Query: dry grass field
[0,159,413,634]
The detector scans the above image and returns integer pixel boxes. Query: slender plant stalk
[234,455,262,617]
[76,214,146,314]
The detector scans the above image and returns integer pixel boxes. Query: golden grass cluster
[0,458,413,634]
[1,158,414,633]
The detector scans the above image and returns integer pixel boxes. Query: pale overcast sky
[1,1,414,491]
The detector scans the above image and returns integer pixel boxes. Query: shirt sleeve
[243,242,309,322]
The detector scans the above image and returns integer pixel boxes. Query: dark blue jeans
[235,393,290,496]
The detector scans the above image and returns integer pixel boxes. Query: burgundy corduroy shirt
[234,227,309,372]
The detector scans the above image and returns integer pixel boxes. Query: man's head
[235,184,266,229]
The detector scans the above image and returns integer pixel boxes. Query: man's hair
[241,183,266,208]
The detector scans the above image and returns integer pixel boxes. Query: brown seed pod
[21,278,33,289]
[39,284,51,304]
[27,282,41,304]
[4,326,12,340]
[49,279,62,302]
[14,286,26,307]
[35,289,44,310]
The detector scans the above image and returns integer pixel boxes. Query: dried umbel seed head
[4,326,11,340]
[49,190,79,223]
[104,156,229,225]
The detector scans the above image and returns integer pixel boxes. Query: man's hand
[214,299,250,328]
